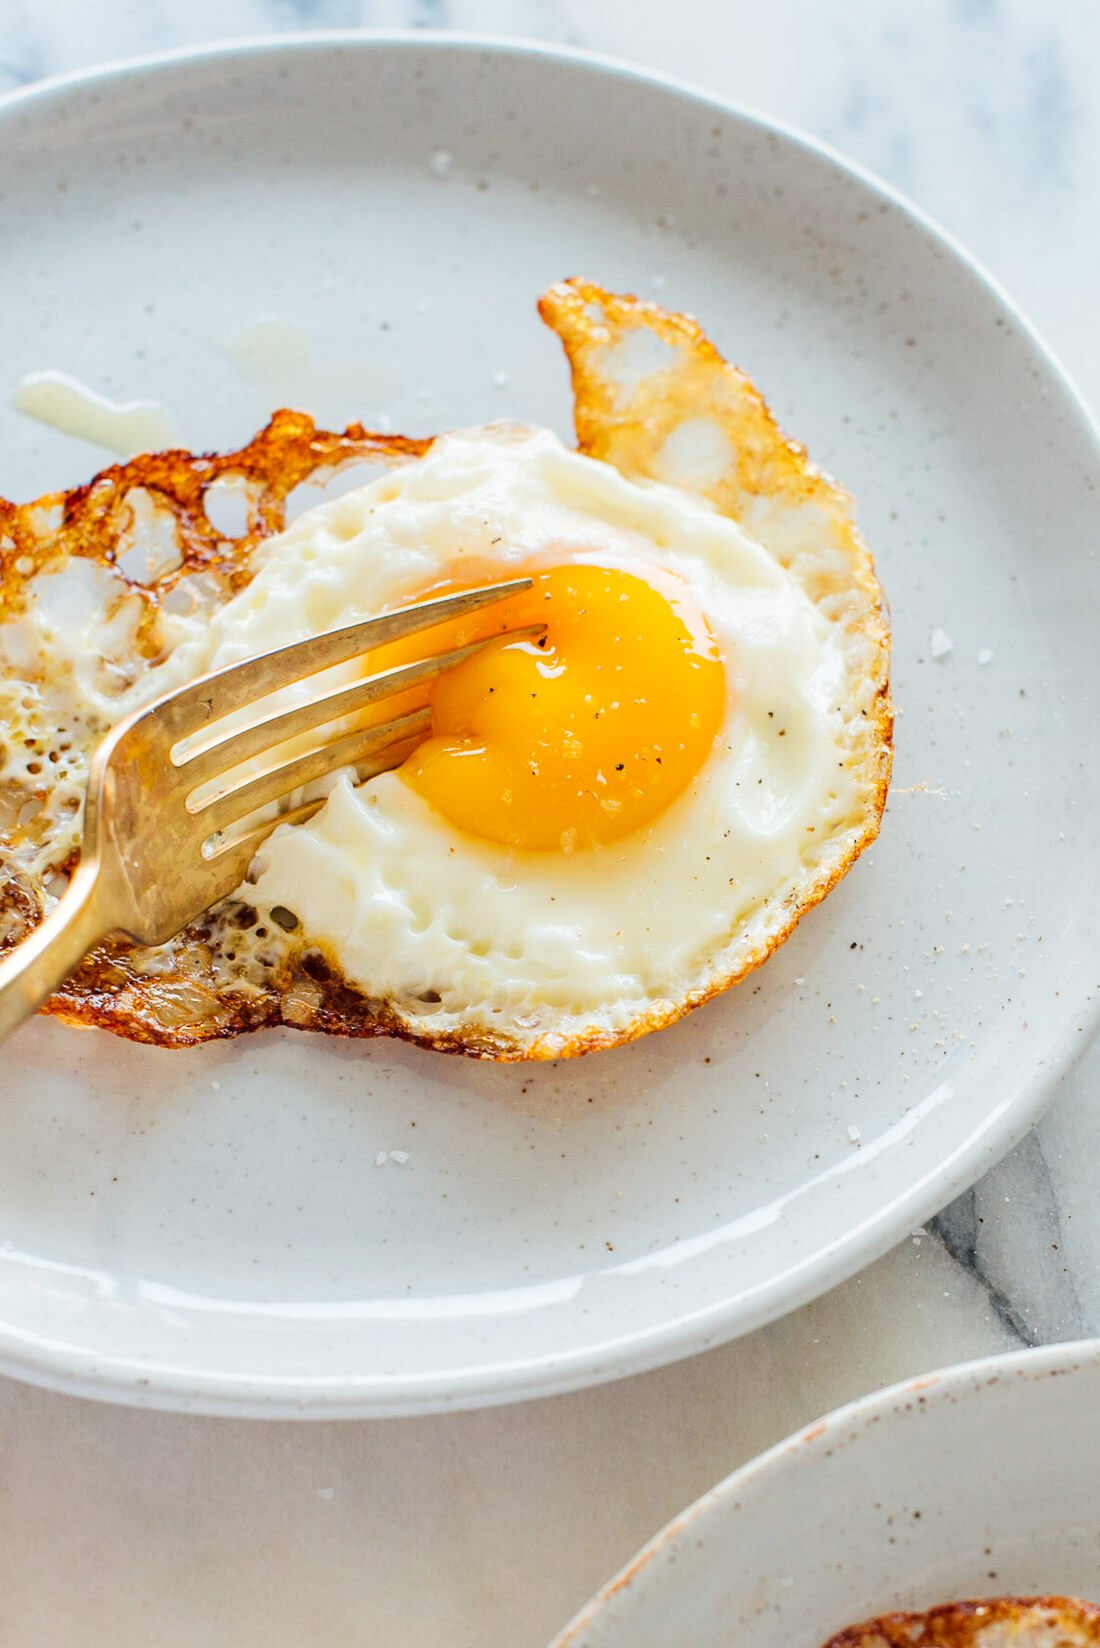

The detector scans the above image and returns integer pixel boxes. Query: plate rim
[2,31,1100,1418]
[548,1336,1100,1646]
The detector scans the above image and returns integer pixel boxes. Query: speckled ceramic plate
[549,1340,1100,1646]
[1,36,1099,1416]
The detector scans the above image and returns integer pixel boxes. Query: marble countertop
[1,2,1099,1644]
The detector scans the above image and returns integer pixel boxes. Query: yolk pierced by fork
[387,563,725,852]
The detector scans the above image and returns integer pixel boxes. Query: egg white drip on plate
[0,424,865,1041]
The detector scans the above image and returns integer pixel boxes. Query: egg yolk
[394,564,725,852]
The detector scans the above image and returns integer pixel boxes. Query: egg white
[183,423,859,1049]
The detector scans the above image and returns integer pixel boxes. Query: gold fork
[0,578,537,1044]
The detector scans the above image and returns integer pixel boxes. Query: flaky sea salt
[930,627,954,660]
[390,1150,410,1165]
[429,149,454,177]
[977,648,994,665]
[847,1124,862,1145]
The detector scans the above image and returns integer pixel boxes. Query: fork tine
[193,705,433,840]
[201,793,331,872]
[178,623,545,789]
[198,732,419,879]
[158,578,534,745]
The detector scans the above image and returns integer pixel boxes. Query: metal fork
[0,578,536,1044]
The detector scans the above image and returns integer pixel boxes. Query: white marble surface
[1,1,1099,1643]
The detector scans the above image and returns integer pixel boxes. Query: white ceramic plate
[1,37,1098,1417]
[549,1339,1100,1647]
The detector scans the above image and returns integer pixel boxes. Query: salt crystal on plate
[390,1150,410,1165]
[375,1151,388,1167]
[429,149,454,177]
[847,1124,862,1145]
[492,370,510,387]
[977,648,994,665]
[930,626,954,659]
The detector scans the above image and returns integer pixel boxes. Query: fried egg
[0,281,892,1056]
[822,1598,1100,1647]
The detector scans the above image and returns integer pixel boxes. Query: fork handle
[0,863,116,1045]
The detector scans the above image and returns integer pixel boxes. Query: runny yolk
[396,563,726,852]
